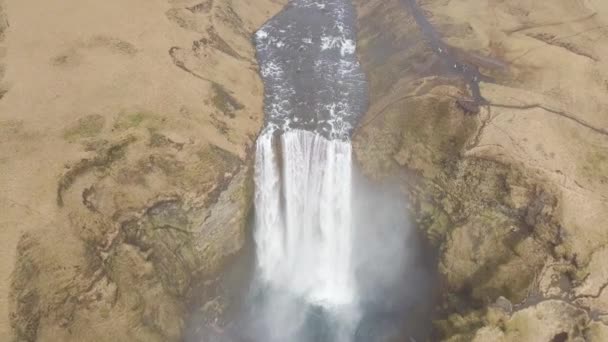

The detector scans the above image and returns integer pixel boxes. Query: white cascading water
[250,0,367,339]
[254,129,356,308]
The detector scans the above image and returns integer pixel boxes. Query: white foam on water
[320,36,355,56]
[260,61,283,78]
[340,39,356,56]
[256,29,268,40]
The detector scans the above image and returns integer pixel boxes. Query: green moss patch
[580,149,608,184]
[63,114,105,142]
[211,83,244,118]
[113,112,162,131]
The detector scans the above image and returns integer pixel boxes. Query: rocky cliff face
[0,0,284,340]
[353,0,608,340]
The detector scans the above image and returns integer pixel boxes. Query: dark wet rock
[456,99,480,115]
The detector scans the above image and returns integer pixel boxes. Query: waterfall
[252,128,359,341]
[255,129,356,307]
[248,0,368,340]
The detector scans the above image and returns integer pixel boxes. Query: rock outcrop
[353,0,608,340]
[0,0,284,340]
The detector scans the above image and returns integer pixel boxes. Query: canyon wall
[353,0,608,340]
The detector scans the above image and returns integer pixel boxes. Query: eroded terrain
[0,0,285,340]
[2,0,608,340]
[353,0,608,340]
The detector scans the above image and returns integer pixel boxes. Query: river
[241,1,431,341]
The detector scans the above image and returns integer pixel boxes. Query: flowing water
[249,1,366,340]
[241,0,435,341]
[255,130,356,307]
[177,1,439,341]
[253,130,359,341]
[253,0,366,139]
